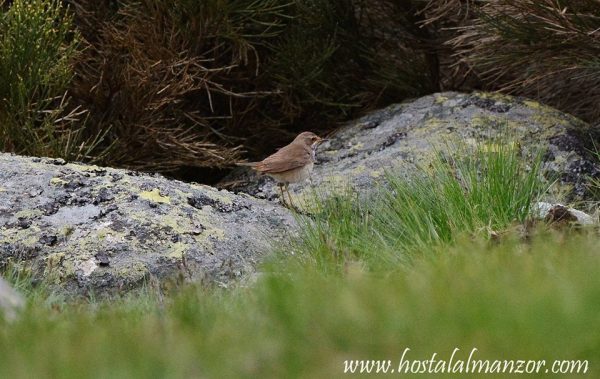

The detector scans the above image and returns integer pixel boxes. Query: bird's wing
[255,143,311,173]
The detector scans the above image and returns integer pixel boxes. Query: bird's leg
[285,183,297,211]
[277,182,287,206]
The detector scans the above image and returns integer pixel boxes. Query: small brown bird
[237,131,323,207]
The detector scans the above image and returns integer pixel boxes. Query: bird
[237,131,323,208]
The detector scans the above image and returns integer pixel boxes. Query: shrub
[450,0,600,123]
[69,0,296,173]
[3,1,597,175]
[0,0,107,161]
[67,0,437,176]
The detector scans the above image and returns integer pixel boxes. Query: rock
[0,277,24,321]
[224,92,600,206]
[533,202,595,226]
[0,156,296,296]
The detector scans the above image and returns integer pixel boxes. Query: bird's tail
[235,162,259,167]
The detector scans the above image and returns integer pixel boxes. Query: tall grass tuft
[0,0,109,161]
[292,139,549,271]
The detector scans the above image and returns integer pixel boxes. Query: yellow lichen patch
[470,116,488,128]
[116,261,148,282]
[140,189,171,204]
[14,209,43,219]
[23,230,42,247]
[205,188,234,206]
[349,142,364,151]
[474,91,514,103]
[434,95,449,104]
[1,225,42,246]
[61,226,75,238]
[167,242,187,259]
[370,169,383,178]
[45,252,65,273]
[531,112,570,130]
[0,187,5,192]
[423,117,446,129]
[523,100,543,109]
[192,211,226,245]
[351,165,366,176]
[96,227,110,240]
[291,175,355,214]
[468,115,525,132]
[50,177,68,186]
[205,227,225,240]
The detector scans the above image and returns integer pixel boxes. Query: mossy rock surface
[226,92,599,207]
[0,156,296,296]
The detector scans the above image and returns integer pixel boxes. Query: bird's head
[295,131,323,148]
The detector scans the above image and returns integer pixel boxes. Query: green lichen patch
[434,95,449,104]
[50,177,68,186]
[140,189,171,204]
[14,209,43,220]
[167,242,187,259]
[422,117,447,129]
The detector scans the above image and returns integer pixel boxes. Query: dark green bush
[0,0,108,161]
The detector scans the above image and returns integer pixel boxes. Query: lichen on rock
[0,155,296,296]
[225,92,599,207]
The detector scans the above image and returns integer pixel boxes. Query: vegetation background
[1,138,598,378]
[0,2,599,377]
[1,0,599,182]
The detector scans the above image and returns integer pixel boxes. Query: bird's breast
[267,161,314,184]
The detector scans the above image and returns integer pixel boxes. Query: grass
[0,0,110,162]
[291,140,550,272]
[1,140,598,378]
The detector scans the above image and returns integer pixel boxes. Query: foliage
[449,0,600,123]
[588,140,600,203]
[66,0,437,175]
[0,0,109,161]
[1,0,599,177]
[68,0,292,172]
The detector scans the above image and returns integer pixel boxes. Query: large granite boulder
[225,92,599,206]
[0,156,296,296]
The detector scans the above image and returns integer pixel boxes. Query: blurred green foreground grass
[0,232,598,378]
[1,142,598,378]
